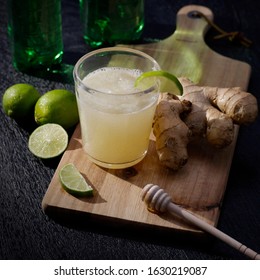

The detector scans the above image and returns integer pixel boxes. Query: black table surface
[0,0,260,260]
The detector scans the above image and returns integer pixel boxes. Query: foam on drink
[83,67,143,94]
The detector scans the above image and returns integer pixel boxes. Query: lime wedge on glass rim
[135,70,183,95]
[28,123,68,159]
[59,163,94,197]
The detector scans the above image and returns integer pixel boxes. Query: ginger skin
[153,93,192,170]
[153,78,258,170]
[180,77,258,148]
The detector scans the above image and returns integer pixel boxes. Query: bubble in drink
[83,67,143,94]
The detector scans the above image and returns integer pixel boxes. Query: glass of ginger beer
[73,47,160,169]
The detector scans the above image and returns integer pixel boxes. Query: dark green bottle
[79,0,144,48]
[8,0,63,75]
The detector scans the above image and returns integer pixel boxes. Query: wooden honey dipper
[141,184,260,260]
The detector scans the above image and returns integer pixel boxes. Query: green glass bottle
[8,0,63,75]
[79,0,144,48]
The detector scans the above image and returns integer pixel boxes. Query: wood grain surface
[42,5,251,236]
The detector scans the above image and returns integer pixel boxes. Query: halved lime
[28,123,68,159]
[59,163,93,197]
[135,70,183,95]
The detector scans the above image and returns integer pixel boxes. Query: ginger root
[153,78,258,170]
[153,93,192,170]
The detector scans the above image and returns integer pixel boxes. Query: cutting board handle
[174,5,213,42]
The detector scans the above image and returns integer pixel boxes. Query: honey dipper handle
[167,202,260,260]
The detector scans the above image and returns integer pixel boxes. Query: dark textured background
[0,0,259,259]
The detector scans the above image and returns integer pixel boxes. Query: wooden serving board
[42,5,251,236]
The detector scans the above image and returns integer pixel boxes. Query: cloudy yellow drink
[77,67,159,168]
[73,47,161,169]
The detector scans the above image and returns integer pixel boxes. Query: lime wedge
[28,123,68,159]
[135,70,183,95]
[59,163,94,197]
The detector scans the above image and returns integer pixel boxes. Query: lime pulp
[59,163,93,197]
[28,123,68,159]
[135,70,183,95]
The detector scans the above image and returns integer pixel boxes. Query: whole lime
[2,83,41,119]
[34,89,79,129]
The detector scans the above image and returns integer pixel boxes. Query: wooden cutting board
[42,5,251,236]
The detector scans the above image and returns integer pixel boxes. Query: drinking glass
[73,47,160,169]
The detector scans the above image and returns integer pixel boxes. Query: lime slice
[28,123,68,159]
[135,70,183,95]
[59,163,93,197]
